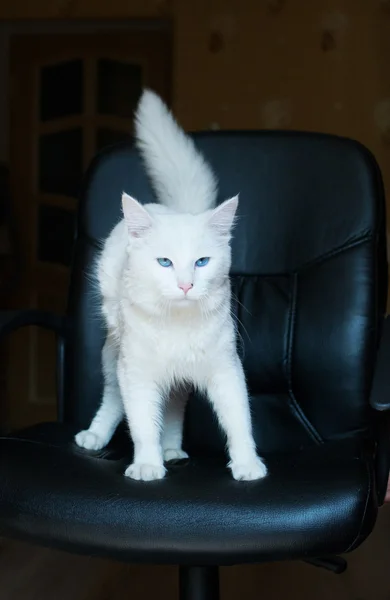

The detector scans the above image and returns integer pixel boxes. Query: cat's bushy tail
[134,89,217,214]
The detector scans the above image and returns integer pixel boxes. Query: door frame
[4,23,172,431]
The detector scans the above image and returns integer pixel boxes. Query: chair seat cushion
[0,422,377,566]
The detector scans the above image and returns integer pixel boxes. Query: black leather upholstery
[0,131,388,566]
[66,132,388,448]
[371,316,390,411]
[0,423,377,565]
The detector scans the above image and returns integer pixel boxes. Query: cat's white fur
[75,90,267,482]
[134,90,218,213]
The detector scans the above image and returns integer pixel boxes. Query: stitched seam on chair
[229,233,374,278]
[298,232,373,272]
[0,437,64,447]
[344,452,372,553]
[286,273,323,444]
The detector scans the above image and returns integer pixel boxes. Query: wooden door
[6,31,171,430]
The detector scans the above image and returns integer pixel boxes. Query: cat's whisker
[229,308,252,345]
[230,291,253,317]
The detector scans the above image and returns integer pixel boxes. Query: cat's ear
[208,195,239,236]
[122,192,152,238]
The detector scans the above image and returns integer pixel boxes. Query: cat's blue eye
[195,257,210,267]
[157,258,173,267]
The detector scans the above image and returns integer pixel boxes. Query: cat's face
[122,193,238,311]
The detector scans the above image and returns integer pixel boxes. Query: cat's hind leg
[75,333,124,450]
[162,387,189,462]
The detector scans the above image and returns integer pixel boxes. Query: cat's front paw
[229,456,268,481]
[75,430,106,451]
[125,463,166,481]
[163,449,189,462]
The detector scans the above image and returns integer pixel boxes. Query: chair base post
[179,566,220,600]
[304,555,347,574]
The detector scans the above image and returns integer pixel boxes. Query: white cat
[75,90,267,482]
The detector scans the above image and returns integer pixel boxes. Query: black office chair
[1,131,389,600]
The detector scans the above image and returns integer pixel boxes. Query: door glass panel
[38,204,76,266]
[40,59,83,122]
[97,59,142,118]
[39,128,83,197]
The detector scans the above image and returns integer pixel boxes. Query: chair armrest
[0,310,66,339]
[370,315,390,411]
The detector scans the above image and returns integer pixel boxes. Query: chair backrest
[64,131,388,456]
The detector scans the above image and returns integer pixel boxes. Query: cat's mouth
[170,294,197,306]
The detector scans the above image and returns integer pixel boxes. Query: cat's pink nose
[178,282,193,295]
